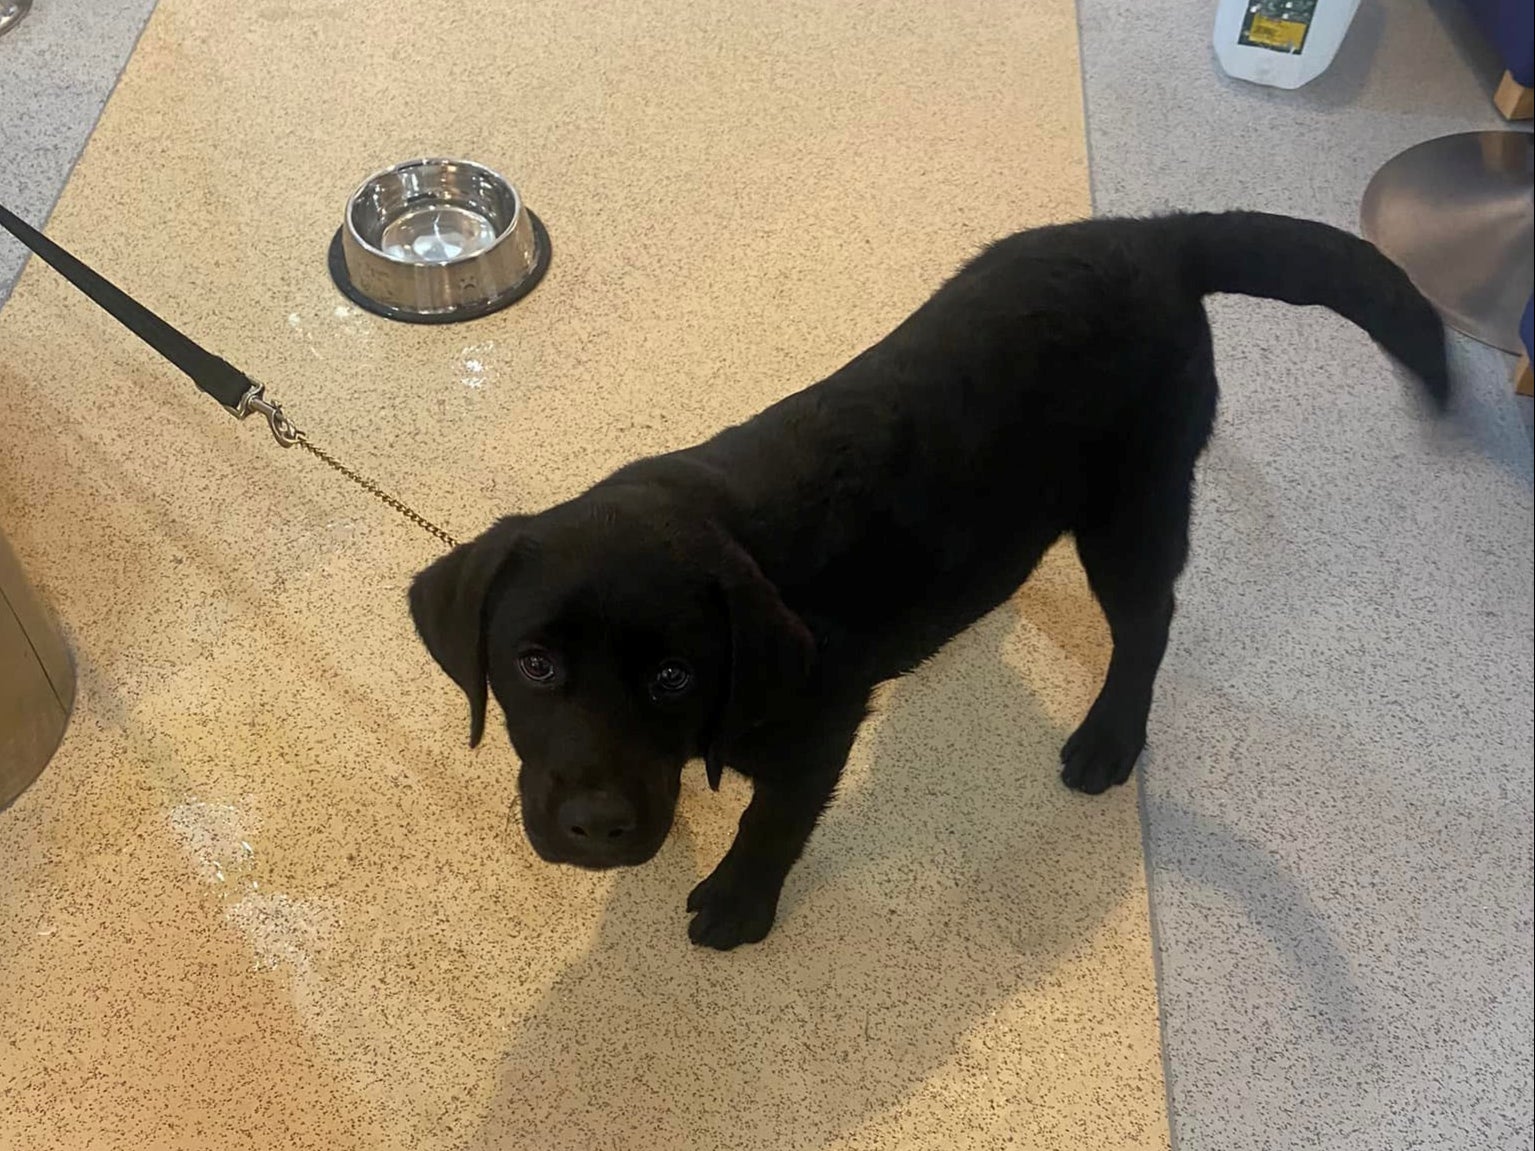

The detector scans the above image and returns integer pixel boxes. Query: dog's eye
[651,660,694,699]
[517,649,558,684]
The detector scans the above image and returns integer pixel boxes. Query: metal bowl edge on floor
[0,0,34,37]
[330,157,550,324]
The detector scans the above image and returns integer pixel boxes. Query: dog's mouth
[552,846,664,870]
[521,826,670,870]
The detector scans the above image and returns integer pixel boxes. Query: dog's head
[408,485,813,868]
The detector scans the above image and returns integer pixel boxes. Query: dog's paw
[1060,718,1143,795]
[686,864,778,950]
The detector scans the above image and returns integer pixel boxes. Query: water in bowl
[379,203,500,264]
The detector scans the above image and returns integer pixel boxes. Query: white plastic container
[1213,0,1362,89]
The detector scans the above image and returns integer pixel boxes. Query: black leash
[0,202,458,548]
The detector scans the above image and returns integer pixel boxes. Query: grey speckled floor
[1076,1,1535,1148]
[0,0,158,306]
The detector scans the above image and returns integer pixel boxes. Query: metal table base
[1361,131,1533,354]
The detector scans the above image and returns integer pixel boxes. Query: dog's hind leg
[1061,486,1188,794]
[1061,354,1213,794]
[1058,544,1178,796]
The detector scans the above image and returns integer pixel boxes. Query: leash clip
[228,383,302,447]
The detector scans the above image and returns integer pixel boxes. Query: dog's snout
[557,790,638,847]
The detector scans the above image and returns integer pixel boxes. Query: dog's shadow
[467,551,1154,1149]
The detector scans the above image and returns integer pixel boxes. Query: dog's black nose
[557,791,638,847]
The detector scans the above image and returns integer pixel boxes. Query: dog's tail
[1173,211,1449,408]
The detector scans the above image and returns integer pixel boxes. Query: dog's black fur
[410,212,1448,949]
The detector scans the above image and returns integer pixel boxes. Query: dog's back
[640,212,1446,678]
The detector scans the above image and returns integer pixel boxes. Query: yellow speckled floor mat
[0,2,1167,1147]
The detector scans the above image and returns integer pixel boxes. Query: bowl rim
[342,156,526,269]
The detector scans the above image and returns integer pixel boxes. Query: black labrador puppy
[410,211,1447,950]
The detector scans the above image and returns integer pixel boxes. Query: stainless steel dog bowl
[329,158,549,323]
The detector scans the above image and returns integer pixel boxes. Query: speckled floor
[0,2,1172,1149]
[0,0,158,307]
[1077,2,1535,1148]
[5,1,1533,1149]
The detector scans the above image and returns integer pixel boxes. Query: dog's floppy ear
[705,533,815,790]
[408,516,527,748]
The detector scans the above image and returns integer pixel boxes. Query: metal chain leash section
[233,384,460,550]
[0,201,459,551]
[299,437,461,549]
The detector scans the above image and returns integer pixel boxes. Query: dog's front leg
[686,769,840,950]
[686,715,861,950]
